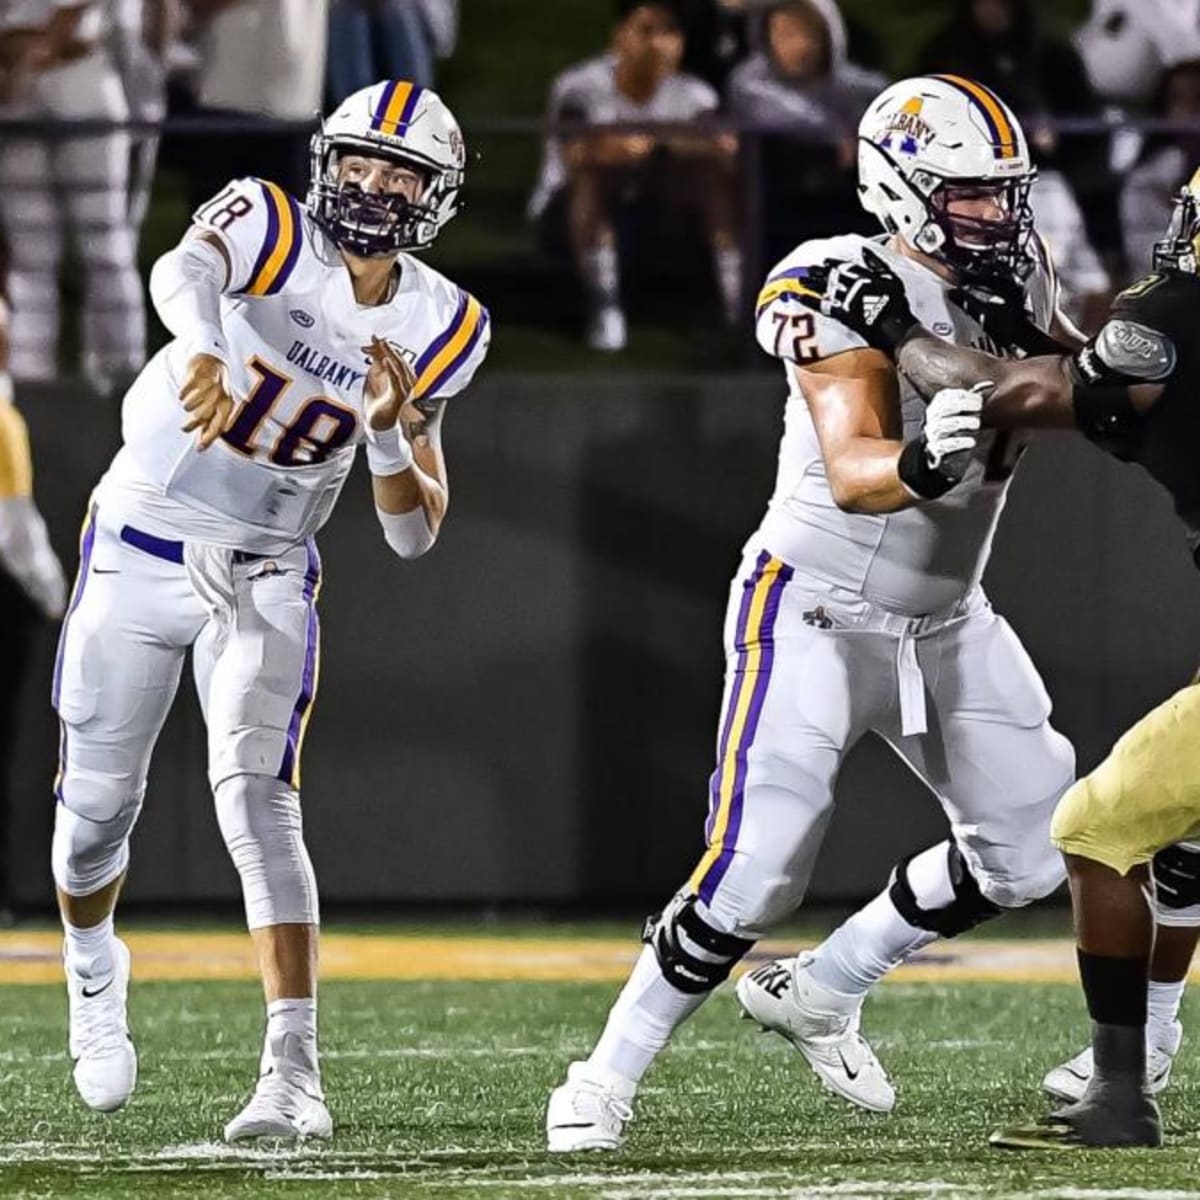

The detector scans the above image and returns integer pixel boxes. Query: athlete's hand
[923,384,988,475]
[362,336,418,477]
[948,278,1064,357]
[180,352,235,450]
[363,336,418,431]
[809,248,919,354]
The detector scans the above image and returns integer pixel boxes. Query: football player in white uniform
[50,79,489,1140]
[546,75,1080,1150]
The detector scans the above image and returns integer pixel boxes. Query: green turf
[2,973,1198,1199]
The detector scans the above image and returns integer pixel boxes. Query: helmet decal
[877,96,936,158]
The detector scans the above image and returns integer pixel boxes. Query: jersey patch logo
[290,309,315,328]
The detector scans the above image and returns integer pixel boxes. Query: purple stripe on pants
[52,504,98,803]
[278,539,322,788]
[697,559,793,905]
[52,504,98,712]
[704,550,770,842]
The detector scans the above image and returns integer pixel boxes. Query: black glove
[1153,843,1200,910]
[948,278,1068,357]
[806,247,919,354]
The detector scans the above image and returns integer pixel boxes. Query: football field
[2,923,1198,1200]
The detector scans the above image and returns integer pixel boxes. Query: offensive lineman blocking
[51,80,489,1139]
[546,75,1079,1149]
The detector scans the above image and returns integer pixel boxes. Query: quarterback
[546,75,1080,1150]
[51,80,489,1139]
[796,168,1200,1149]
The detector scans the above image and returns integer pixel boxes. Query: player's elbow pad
[377,506,436,559]
[149,238,231,364]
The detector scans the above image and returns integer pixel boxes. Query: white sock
[713,243,743,324]
[264,997,319,1081]
[1148,979,1186,1041]
[582,242,620,309]
[807,844,955,997]
[63,914,116,983]
[587,945,708,1084]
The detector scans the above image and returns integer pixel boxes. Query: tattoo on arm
[897,330,1008,397]
[400,396,445,449]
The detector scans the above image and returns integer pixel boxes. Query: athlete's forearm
[149,235,231,365]
[897,330,1077,430]
[827,437,918,514]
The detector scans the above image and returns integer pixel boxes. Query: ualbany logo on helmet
[876,96,936,158]
[856,75,1037,283]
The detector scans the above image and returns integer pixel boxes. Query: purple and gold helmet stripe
[278,539,323,790]
[246,181,304,297]
[932,74,1018,160]
[756,265,823,317]
[371,80,424,136]
[52,503,99,802]
[412,291,489,399]
[690,551,792,904]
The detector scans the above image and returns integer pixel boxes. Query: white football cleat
[736,953,895,1113]
[67,936,137,1112]
[1043,1020,1183,1103]
[546,1061,636,1151]
[586,304,627,352]
[223,1065,333,1142]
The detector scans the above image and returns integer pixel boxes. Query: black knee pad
[889,844,1000,938]
[1154,843,1200,911]
[643,893,755,995]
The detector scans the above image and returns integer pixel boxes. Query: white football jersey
[753,233,1057,616]
[98,177,490,554]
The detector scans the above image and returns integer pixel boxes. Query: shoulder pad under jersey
[191,177,307,297]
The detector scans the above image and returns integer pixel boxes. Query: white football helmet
[307,80,466,256]
[857,75,1036,282]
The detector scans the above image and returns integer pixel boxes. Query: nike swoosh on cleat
[837,1050,859,1081]
[550,1123,602,1130]
[80,978,114,998]
[92,568,120,575]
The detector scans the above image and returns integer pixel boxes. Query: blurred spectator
[727,0,884,264]
[110,0,178,231]
[0,291,66,917]
[1029,169,1111,331]
[1075,0,1200,110]
[326,0,458,109]
[185,0,329,202]
[916,0,1118,270]
[529,0,741,352]
[728,0,884,160]
[0,0,146,392]
[1120,59,1200,274]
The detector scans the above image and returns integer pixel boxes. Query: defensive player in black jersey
[785,170,1200,1149]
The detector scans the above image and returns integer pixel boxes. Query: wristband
[897,437,956,499]
[365,423,415,477]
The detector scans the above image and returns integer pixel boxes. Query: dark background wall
[11,373,1200,910]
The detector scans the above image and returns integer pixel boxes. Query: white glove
[922,384,988,472]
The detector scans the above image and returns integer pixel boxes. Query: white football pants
[688,547,1075,938]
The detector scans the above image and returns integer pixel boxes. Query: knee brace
[51,768,143,896]
[889,843,1000,938]
[643,892,755,995]
[214,773,319,929]
[1154,842,1200,927]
